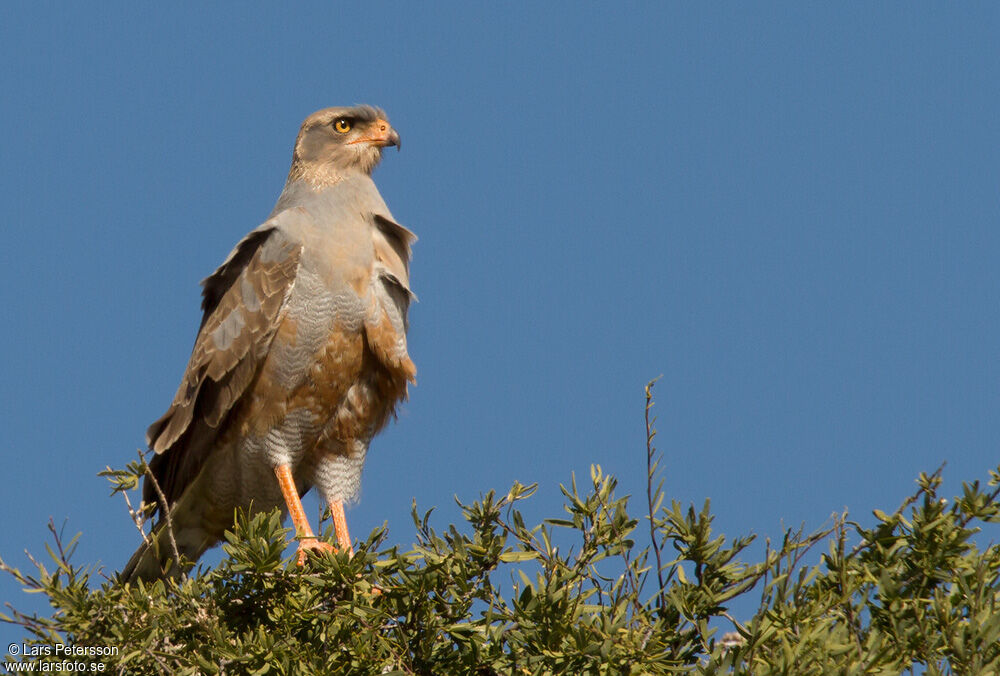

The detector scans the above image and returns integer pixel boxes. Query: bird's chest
[295,324,367,421]
[248,315,389,441]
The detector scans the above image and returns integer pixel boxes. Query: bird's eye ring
[333,119,352,134]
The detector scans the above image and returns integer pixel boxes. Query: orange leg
[328,499,379,594]
[274,464,334,565]
[328,499,354,555]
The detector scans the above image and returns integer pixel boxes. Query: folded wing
[144,220,304,512]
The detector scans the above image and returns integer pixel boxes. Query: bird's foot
[295,538,382,596]
[295,538,336,566]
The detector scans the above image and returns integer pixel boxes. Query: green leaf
[499,550,540,563]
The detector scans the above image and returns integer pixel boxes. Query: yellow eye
[334,119,352,133]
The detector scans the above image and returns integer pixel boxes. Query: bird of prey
[121,106,415,582]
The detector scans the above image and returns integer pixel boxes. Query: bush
[3,383,999,674]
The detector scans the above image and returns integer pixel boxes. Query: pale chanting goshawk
[121,106,415,582]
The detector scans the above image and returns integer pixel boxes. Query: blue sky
[2,4,998,646]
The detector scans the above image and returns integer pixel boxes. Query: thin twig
[836,514,864,661]
[644,377,668,612]
[47,519,70,565]
[592,475,644,617]
[109,465,153,548]
[139,450,182,574]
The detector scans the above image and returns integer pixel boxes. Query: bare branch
[644,377,668,612]
[139,450,182,575]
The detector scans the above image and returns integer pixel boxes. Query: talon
[296,538,336,566]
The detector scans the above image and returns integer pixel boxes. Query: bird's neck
[286,159,344,190]
[270,168,377,218]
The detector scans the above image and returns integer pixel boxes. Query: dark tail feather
[118,524,186,584]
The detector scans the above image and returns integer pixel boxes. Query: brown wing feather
[372,214,417,295]
[144,227,302,511]
[365,215,417,381]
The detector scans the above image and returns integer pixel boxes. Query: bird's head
[290,105,400,183]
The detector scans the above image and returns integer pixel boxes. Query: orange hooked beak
[348,118,401,150]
